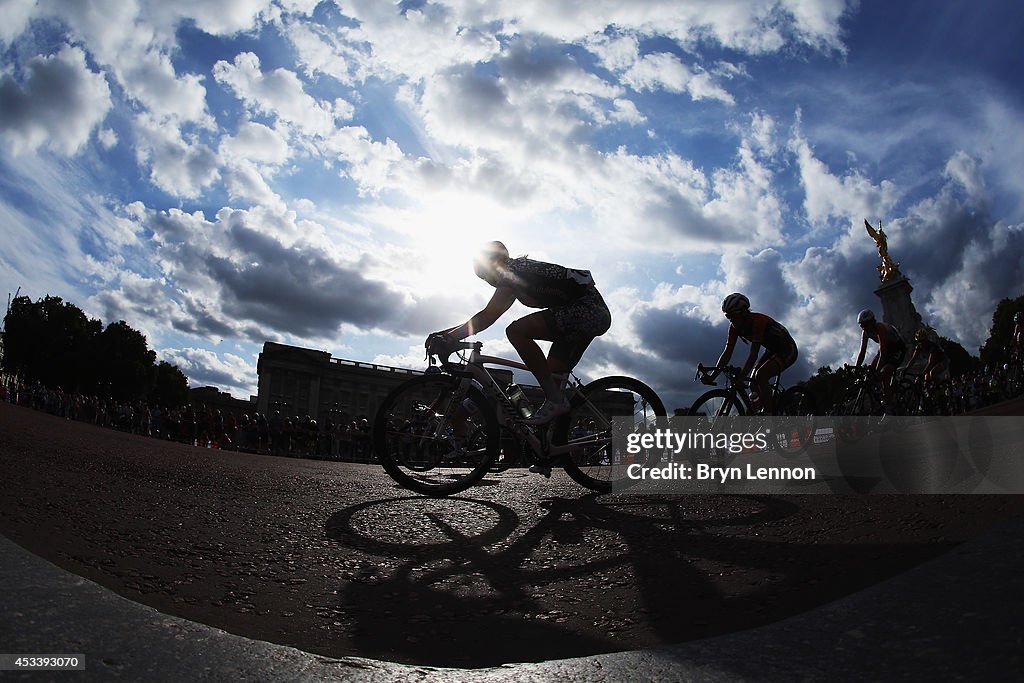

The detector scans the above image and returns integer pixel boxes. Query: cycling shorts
[759,342,798,372]
[540,288,612,369]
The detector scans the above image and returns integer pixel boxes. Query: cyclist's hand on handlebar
[425,332,453,356]
[699,366,718,385]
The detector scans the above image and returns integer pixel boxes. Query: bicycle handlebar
[694,363,745,385]
[425,335,481,362]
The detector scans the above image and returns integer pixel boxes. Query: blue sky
[2,0,1023,411]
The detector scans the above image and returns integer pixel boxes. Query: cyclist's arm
[711,327,739,378]
[443,287,517,340]
[855,332,868,367]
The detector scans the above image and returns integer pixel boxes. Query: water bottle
[506,383,533,418]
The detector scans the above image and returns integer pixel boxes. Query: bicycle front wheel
[551,376,666,493]
[372,373,499,496]
[687,388,745,465]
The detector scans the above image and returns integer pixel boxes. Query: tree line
[2,294,189,407]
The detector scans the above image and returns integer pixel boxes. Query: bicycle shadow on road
[323,493,967,668]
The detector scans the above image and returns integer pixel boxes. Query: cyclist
[1013,312,1023,354]
[428,241,611,425]
[705,293,798,414]
[854,309,907,412]
[905,326,949,386]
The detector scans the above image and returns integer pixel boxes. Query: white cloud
[0,0,36,46]
[790,127,901,229]
[0,45,112,155]
[944,150,985,204]
[159,346,257,397]
[132,114,220,198]
[214,52,352,139]
[622,52,735,104]
[219,120,291,166]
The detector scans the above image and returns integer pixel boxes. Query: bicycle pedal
[529,463,552,478]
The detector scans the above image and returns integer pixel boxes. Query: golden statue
[864,219,901,282]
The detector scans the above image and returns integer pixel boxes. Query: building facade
[256,341,438,425]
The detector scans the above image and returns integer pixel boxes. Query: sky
[1,0,1023,412]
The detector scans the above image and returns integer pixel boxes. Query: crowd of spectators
[1,376,376,463]
[947,362,1023,413]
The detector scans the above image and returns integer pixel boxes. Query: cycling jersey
[493,257,597,308]
[915,337,946,359]
[865,321,907,366]
[728,312,797,359]
[492,256,610,369]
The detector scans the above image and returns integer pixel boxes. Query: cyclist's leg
[505,311,561,399]
[509,291,610,410]
[879,352,902,411]
[754,344,797,413]
[752,355,782,413]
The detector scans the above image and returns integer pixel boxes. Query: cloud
[0,45,112,155]
[213,52,351,137]
[159,346,257,398]
[621,52,735,104]
[114,205,438,343]
[789,125,901,229]
[132,114,221,198]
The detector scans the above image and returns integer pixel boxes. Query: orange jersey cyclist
[429,241,611,425]
[906,327,949,385]
[855,309,907,411]
[707,293,798,414]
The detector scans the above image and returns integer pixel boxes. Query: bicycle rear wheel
[372,373,499,496]
[551,376,666,493]
[835,386,880,443]
[771,386,816,455]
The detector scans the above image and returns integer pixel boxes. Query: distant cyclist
[428,241,611,424]
[905,326,949,386]
[855,309,907,412]
[705,293,798,414]
[1012,312,1023,355]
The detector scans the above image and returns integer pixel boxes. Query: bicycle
[688,364,816,457]
[372,339,666,496]
[832,366,896,442]
[893,370,954,417]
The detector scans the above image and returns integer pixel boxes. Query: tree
[1,295,102,391]
[802,365,863,413]
[153,361,190,407]
[3,292,193,406]
[98,320,157,401]
[938,336,978,378]
[979,295,1024,367]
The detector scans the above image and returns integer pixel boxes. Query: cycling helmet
[914,327,929,343]
[722,293,750,315]
[1015,312,1022,322]
[857,309,876,325]
[473,241,509,284]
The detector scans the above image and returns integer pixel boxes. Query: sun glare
[410,194,514,294]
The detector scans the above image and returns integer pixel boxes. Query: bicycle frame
[694,364,786,415]
[431,342,609,462]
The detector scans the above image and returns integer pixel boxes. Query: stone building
[256,341,463,425]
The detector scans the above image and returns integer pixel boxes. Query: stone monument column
[874,275,922,344]
[865,219,923,340]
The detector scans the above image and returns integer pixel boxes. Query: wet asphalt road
[3,400,1023,668]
